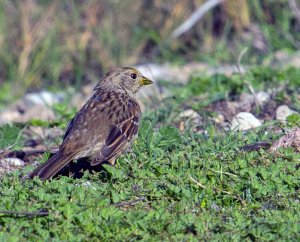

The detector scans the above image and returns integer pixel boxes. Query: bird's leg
[67,162,74,177]
[108,159,116,165]
[91,155,115,166]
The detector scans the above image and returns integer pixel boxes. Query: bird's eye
[130,73,137,79]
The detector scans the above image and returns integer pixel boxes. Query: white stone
[256,91,270,105]
[239,91,270,107]
[179,109,200,119]
[276,105,298,122]
[0,158,24,167]
[231,112,262,131]
[25,91,64,105]
[214,114,225,124]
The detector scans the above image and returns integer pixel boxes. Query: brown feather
[91,102,140,165]
[27,151,74,180]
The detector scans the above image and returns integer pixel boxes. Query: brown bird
[27,67,153,180]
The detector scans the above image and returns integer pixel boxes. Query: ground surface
[0,66,299,241]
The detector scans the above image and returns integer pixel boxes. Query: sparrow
[26,67,153,180]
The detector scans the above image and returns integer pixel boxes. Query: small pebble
[231,112,262,131]
[0,158,24,167]
[256,91,270,105]
[276,105,298,122]
[179,109,200,119]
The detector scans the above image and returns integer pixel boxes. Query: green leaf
[154,125,182,149]
[286,113,300,127]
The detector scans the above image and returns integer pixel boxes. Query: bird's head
[95,67,153,95]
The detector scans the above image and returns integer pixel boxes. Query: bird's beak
[139,76,153,86]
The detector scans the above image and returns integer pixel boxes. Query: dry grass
[0,0,298,98]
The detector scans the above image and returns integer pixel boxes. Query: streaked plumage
[27,67,152,180]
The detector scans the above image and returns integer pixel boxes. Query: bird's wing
[61,95,107,146]
[91,99,140,165]
[63,116,76,140]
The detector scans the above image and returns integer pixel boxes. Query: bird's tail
[26,151,74,180]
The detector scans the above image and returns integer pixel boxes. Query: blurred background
[0,0,299,102]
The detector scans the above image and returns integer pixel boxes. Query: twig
[0,209,49,217]
[237,47,262,109]
[289,0,300,24]
[239,141,271,151]
[114,197,146,207]
[209,169,238,177]
[237,47,248,75]
[188,175,207,189]
[189,176,246,205]
[171,0,225,38]
[214,188,246,206]
[218,189,231,195]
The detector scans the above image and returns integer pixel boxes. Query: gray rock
[231,112,262,131]
[0,158,24,167]
[276,105,298,122]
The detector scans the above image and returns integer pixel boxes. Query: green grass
[0,126,299,241]
[0,67,300,241]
